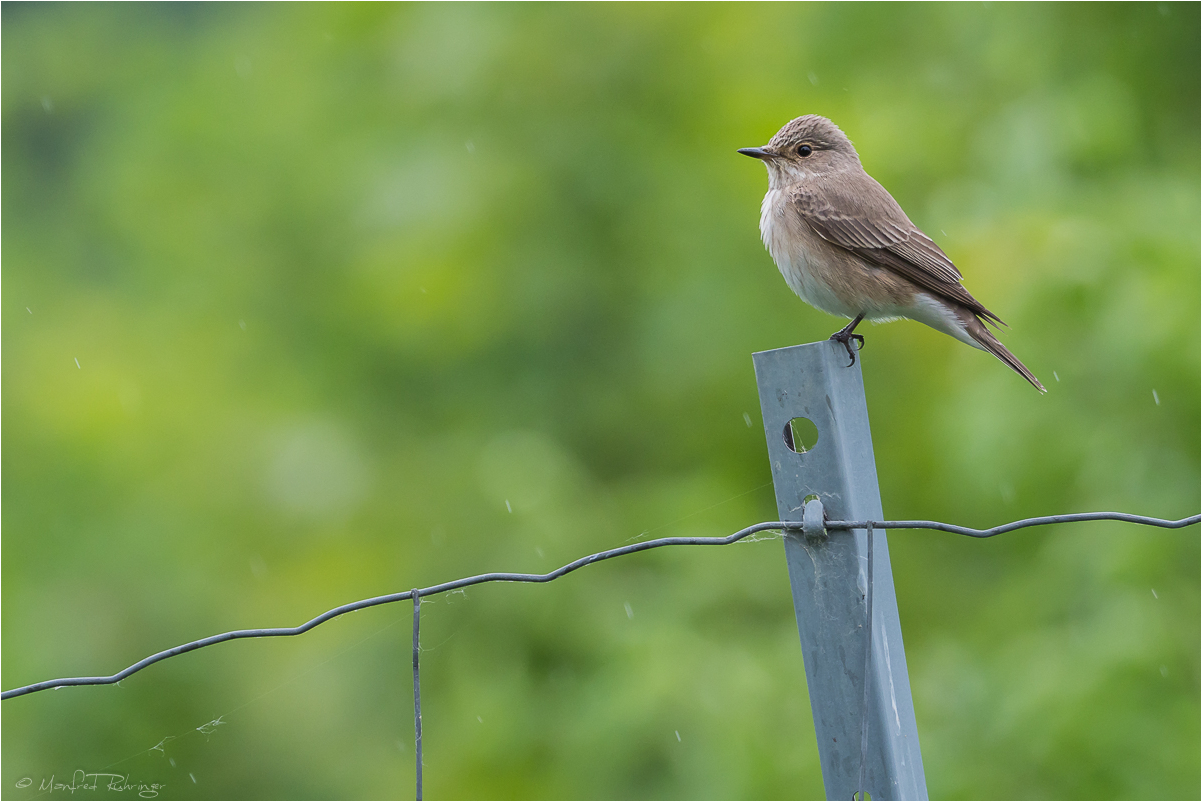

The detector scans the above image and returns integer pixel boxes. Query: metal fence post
[753,340,927,801]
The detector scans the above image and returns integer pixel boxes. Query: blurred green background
[3,3,1198,799]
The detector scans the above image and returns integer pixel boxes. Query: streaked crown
[767,115,858,158]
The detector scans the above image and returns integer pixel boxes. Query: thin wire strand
[2,512,1197,701]
[412,590,423,802]
[826,511,1201,537]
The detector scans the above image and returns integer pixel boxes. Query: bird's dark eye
[798,145,813,157]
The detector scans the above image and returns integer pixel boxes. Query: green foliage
[3,4,1198,799]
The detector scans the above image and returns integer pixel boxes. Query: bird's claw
[830,331,864,367]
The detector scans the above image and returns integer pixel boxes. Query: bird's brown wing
[791,176,1004,326]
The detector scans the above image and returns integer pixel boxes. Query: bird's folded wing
[791,183,1004,326]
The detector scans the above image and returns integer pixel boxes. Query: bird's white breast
[758,188,856,318]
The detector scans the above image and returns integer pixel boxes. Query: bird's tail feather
[965,315,1046,393]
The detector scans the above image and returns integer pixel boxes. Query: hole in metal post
[783,418,819,453]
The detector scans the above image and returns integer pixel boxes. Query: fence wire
[411,590,423,801]
[2,510,1197,702]
[2,510,1198,797]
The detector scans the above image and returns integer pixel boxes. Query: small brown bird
[740,115,1044,392]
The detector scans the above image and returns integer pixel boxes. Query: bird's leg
[829,313,866,367]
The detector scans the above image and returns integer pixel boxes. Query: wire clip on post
[802,496,827,539]
[754,340,927,802]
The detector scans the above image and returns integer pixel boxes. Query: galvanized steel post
[753,340,927,801]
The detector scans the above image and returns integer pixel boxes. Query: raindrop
[675,730,681,742]
[807,72,819,86]
[1152,389,1160,406]
[505,499,512,513]
[742,412,752,428]
[1053,371,1060,382]
[624,602,634,620]
[1151,588,1158,599]
[75,358,81,369]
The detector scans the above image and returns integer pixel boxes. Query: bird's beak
[737,147,771,160]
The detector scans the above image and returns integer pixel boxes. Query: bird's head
[738,115,860,188]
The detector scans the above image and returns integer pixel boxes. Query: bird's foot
[829,322,865,367]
